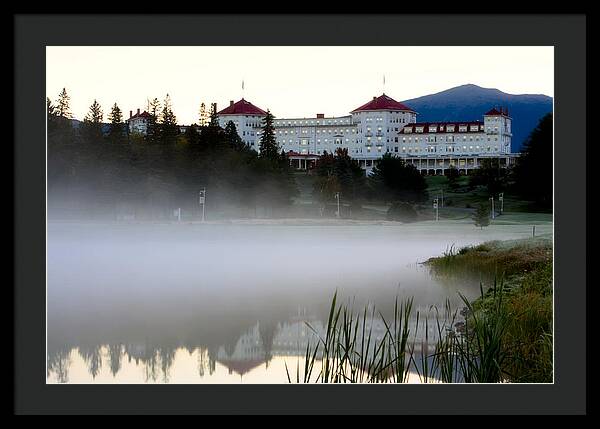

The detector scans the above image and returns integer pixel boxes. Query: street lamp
[499,192,504,214]
[489,196,495,220]
[335,192,340,218]
[433,198,439,221]
[199,187,206,222]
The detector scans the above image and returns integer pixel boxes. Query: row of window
[274,118,352,126]
[275,128,355,135]
[395,136,503,143]
[391,145,501,153]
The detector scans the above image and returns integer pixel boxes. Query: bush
[386,201,418,223]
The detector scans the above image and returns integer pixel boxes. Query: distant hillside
[401,84,553,152]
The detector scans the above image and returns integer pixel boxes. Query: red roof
[399,121,484,134]
[217,99,267,116]
[129,111,153,120]
[351,94,415,113]
[484,107,510,116]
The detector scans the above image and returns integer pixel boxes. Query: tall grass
[284,269,547,384]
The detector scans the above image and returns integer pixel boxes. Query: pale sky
[46,46,554,125]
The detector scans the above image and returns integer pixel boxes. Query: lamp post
[335,192,340,218]
[499,192,504,214]
[489,196,495,220]
[199,187,206,222]
[433,198,439,221]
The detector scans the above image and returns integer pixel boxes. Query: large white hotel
[216,93,517,175]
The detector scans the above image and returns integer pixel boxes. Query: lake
[46,220,551,383]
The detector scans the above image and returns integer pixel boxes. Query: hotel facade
[216,93,517,175]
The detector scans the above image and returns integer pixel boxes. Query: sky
[46,46,554,125]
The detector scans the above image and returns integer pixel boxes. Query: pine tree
[258,110,278,160]
[159,94,179,144]
[473,203,490,229]
[56,88,71,119]
[224,120,244,150]
[147,97,161,142]
[199,102,210,127]
[107,103,124,142]
[209,103,219,127]
[47,97,58,131]
[47,97,56,117]
[83,99,104,141]
[512,113,553,208]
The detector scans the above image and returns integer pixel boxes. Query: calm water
[47,221,545,383]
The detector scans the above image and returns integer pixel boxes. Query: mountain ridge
[400,84,553,151]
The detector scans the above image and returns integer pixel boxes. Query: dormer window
[416,127,424,133]
[429,126,437,133]
[459,125,468,132]
[447,125,455,132]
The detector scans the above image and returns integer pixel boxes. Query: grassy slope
[425,238,553,382]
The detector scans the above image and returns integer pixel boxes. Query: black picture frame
[14,14,587,415]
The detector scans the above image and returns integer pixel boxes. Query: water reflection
[48,306,457,383]
[47,222,535,383]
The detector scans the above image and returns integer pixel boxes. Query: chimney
[129,110,132,118]
[137,108,140,115]
[230,100,234,107]
[316,113,324,119]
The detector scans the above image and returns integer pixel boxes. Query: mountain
[401,84,553,152]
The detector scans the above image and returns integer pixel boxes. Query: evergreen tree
[258,110,279,160]
[56,88,71,119]
[199,106,225,151]
[159,94,179,144]
[199,102,209,127]
[83,99,104,141]
[146,97,161,142]
[224,120,244,150]
[209,104,219,127]
[107,103,124,142]
[512,113,553,209]
[47,97,58,132]
[473,203,491,229]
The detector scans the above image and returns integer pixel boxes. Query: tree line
[47,89,297,220]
